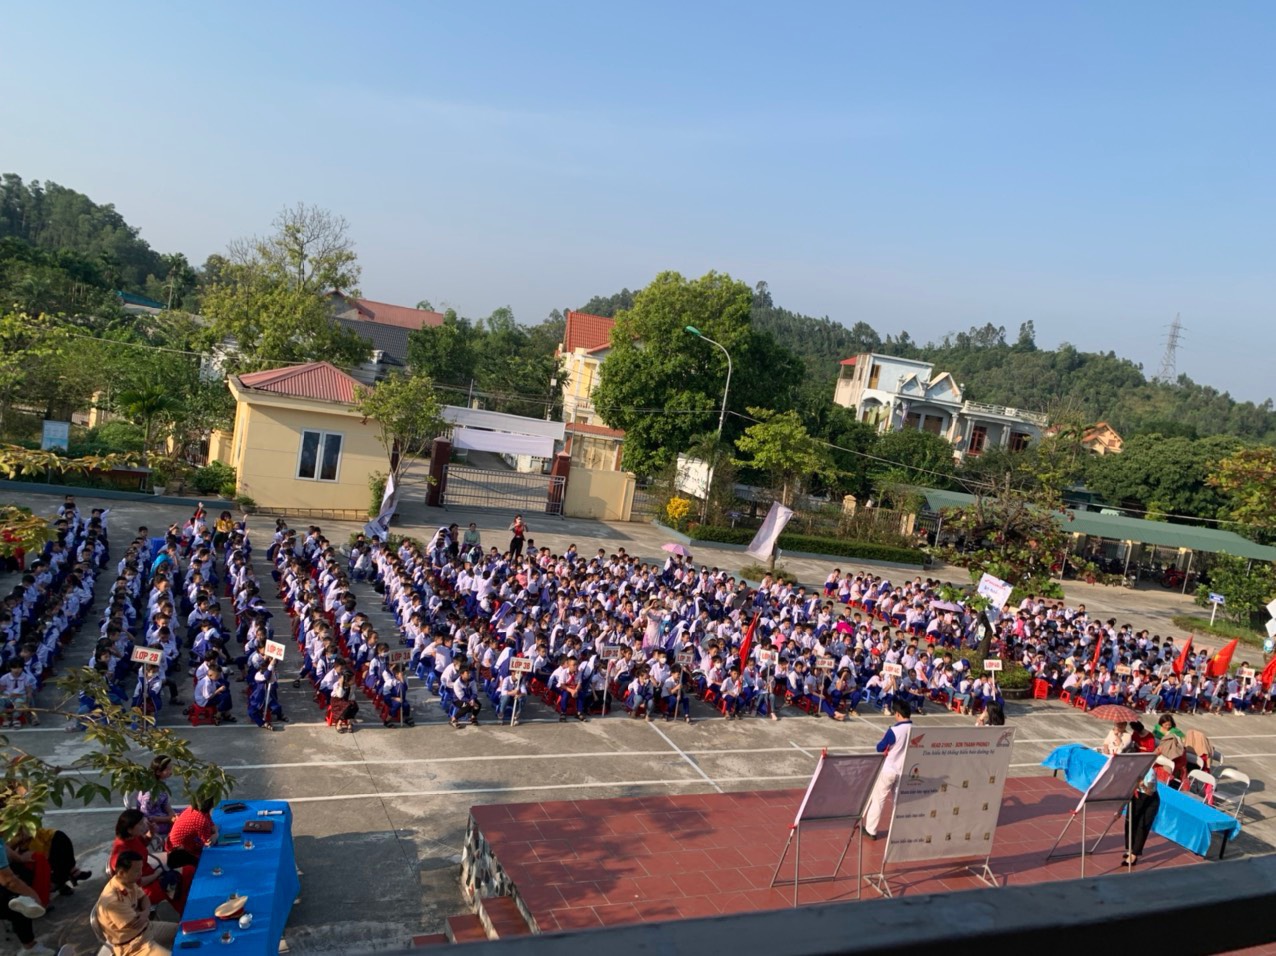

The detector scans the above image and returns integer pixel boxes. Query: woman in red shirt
[109,810,170,908]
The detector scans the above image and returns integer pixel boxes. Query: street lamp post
[685,325,732,521]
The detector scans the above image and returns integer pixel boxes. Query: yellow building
[557,310,616,426]
[225,361,386,512]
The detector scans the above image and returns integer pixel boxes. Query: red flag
[738,612,760,667]
[1207,639,1239,678]
[1172,637,1193,676]
[1259,655,1276,689]
[1089,632,1103,675]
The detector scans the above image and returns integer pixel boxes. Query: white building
[833,352,1048,460]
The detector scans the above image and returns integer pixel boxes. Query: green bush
[368,471,387,518]
[681,523,926,565]
[952,649,1032,690]
[191,461,235,496]
[218,481,238,499]
[69,421,145,456]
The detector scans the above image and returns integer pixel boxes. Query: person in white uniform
[864,699,913,839]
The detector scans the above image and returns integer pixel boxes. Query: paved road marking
[649,721,723,793]
[790,741,817,759]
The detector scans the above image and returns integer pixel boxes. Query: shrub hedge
[682,524,925,566]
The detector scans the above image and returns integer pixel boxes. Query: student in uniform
[381,664,414,727]
[449,663,481,728]
[248,658,286,729]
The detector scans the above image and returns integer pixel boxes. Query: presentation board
[1078,752,1158,808]
[884,727,1017,865]
[792,753,885,826]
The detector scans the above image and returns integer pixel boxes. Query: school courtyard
[7,489,1276,954]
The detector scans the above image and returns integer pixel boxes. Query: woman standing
[508,515,527,559]
[1124,768,1161,866]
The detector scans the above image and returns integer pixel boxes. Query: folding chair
[1186,769,1217,804]
[1214,768,1251,819]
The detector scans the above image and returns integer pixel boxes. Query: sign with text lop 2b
[130,646,163,666]
[263,640,287,662]
[884,727,1016,866]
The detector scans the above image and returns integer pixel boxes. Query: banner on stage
[263,640,287,661]
[131,646,163,666]
[884,728,1016,865]
[793,752,884,826]
[976,573,1014,610]
[746,501,795,561]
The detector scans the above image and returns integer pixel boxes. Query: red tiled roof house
[557,310,617,428]
[225,361,386,512]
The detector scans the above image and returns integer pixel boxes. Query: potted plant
[150,462,171,496]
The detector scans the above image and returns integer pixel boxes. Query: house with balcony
[833,352,1048,460]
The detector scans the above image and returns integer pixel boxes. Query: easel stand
[768,817,865,907]
[865,853,1001,900]
[1044,796,1134,878]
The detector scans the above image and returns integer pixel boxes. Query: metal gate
[442,464,566,516]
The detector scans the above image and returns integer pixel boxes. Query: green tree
[733,407,835,507]
[938,473,1076,596]
[116,384,181,467]
[1086,433,1243,520]
[354,372,445,475]
[2,669,234,840]
[1208,446,1276,541]
[199,260,369,373]
[407,310,478,386]
[1194,554,1276,627]
[593,271,802,475]
[870,428,956,490]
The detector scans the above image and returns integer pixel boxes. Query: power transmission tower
[1154,313,1184,383]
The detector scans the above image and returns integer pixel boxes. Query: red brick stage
[461,775,1201,935]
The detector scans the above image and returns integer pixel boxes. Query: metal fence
[442,465,566,516]
[630,482,662,521]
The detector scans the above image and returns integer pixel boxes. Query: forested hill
[748,284,1276,444]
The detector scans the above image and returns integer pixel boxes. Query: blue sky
[4,1,1275,402]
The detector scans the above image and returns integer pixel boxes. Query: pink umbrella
[661,543,692,558]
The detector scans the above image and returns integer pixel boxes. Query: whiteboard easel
[768,750,885,906]
[1045,751,1158,878]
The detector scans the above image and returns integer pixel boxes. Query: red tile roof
[563,311,615,354]
[565,421,625,439]
[840,356,857,365]
[236,361,362,405]
[330,293,445,331]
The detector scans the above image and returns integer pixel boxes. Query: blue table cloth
[174,799,300,954]
[1042,744,1241,857]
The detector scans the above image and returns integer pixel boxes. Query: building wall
[569,434,623,471]
[208,429,234,465]
[560,349,605,425]
[234,401,386,510]
[564,467,635,521]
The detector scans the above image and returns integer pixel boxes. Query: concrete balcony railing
[961,401,1049,426]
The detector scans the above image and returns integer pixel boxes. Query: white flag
[363,471,399,541]
[746,501,795,561]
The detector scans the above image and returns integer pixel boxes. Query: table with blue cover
[1042,743,1241,858]
[173,799,300,954]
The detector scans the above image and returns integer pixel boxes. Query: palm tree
[116,385,181,468]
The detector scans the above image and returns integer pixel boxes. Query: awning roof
[915,487,1276,562]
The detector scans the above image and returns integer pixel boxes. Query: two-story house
[557,310,615,425]
[833,352,1048,460]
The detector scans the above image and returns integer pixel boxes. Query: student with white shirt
[863,699,913,839]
